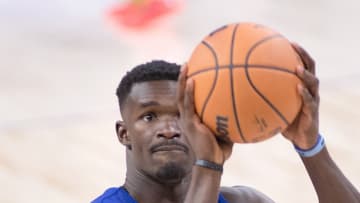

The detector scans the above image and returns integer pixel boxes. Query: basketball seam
[230,24,246,143]
[244,34,290,125]
[188,64,296,78]
[199,41,221,122]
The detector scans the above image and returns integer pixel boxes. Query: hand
[176,64,233,165]
[282,43,320,149]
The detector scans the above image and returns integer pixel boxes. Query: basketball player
[92,44,360,202]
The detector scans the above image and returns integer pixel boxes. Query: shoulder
[220,186,275,203]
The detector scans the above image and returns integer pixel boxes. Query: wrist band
[294,134,325,157]
[195,160,223,173]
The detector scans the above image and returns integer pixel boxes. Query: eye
[142,112,157,122]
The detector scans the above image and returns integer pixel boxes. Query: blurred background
[1,0,359,202]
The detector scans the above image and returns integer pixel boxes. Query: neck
[124,166,191,203]
[123,148,194,203]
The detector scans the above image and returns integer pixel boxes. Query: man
[92,44,360,202]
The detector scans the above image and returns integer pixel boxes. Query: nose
[156,120,181,139]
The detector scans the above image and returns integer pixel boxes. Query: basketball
[187,22,304,143]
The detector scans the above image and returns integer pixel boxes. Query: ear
[115,120,132,150]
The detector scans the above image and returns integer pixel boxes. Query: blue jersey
[92,187,228,203]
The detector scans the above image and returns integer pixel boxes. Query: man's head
[115,60,194,185]
[116,60,181,111]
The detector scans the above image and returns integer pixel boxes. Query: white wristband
[294,134,325,157]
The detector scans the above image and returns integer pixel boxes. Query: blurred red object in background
[106,0,183,29]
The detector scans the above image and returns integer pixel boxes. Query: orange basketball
[187,22,303,143]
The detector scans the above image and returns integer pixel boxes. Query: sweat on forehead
[116,60,181,112]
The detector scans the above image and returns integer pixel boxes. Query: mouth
[152,145,186,152]
[151,142,188,153]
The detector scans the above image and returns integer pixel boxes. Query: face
[118,80,195,184]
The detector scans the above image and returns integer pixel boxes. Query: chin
[153,151,192,166]
[155,161,188,184]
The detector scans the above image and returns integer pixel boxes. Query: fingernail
[297,65,304,74]
[297,83,303,92]
[181,63,187,71]
[188,78,194,85]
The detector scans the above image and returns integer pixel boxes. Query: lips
[150,142,188,153]
[152,145,186,152]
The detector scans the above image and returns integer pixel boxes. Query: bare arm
[301,147,360,203]
[178,65,274,203]
[283,44,360,203]
[184,167,222,203]
[221,186,275,203]
[177,65,233,203]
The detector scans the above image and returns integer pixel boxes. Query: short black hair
[116,60,181,111]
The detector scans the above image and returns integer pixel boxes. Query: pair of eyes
[141,112,180,122]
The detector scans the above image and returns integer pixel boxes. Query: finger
[184,79,196,119]
[296,66,320,102]
[291,43,315,73]
[291,42,316,75]
[298,84,317,116]
[176,64,188,112]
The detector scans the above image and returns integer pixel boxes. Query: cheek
[132,119,159,139]
[130,137,149,166]
[132,120,147,131]
[129,123,154,156]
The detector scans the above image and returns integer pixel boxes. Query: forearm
[301,146,360,203]
[184,166,222,203]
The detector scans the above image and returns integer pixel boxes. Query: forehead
[127,80,178,107]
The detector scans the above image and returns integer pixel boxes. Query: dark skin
[116,44,360,203]
[117,81,194,203]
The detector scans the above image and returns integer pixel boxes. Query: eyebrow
[139,101,160,108]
